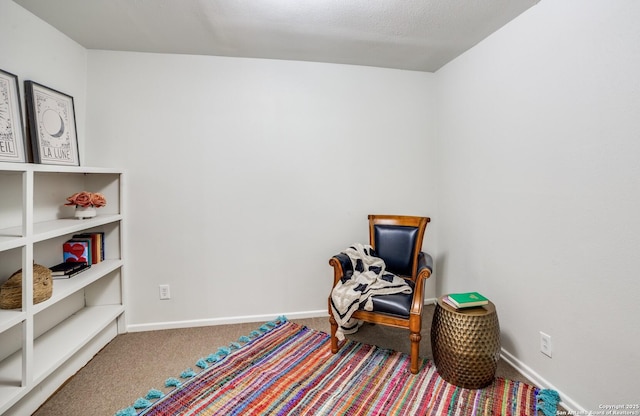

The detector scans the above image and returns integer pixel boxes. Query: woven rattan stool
[430,295,500,389]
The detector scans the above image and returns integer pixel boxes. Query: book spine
[442,296,459,309]
[99,232,105,261]
[65,264,91,278]
[50,262,87,276]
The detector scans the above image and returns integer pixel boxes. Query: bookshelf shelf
[0,163,126,415]
[31,260,123,315]
[31,215,123,243]
[0,235,25,254]
[0,305,124,413]
[0,310,25,334]
[33,304,124,383]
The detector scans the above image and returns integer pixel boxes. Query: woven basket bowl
[0,264,53,309]
[431,297,500,389]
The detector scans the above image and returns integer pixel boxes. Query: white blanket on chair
[330,243,412,341]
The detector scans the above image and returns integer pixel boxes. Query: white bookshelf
[0,162,126,415]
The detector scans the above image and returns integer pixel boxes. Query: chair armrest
[329,253,353,286]
[411,252,433,316]
[417,252,433,280]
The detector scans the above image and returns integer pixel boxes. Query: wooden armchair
[328,214,433,374]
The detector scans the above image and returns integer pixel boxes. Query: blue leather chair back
[373,225,419,277]
[369,215,429,279]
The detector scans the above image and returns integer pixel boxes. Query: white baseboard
[126,309,329,332]
[127,298,437,332]
[128,299,440,333]
[500,348,585,413]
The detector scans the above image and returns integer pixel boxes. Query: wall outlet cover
[540,331,552,358]
[159,284,171,300]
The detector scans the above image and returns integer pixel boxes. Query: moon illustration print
[42,109,65,138]
[25,81,80,166]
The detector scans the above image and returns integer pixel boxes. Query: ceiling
[14,0,539,72]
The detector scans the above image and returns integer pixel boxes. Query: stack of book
[49,231,105,279]
[63,232,105,265]
[442,292,489,309]
[49,262,91,279]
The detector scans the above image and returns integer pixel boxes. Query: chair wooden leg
[329,314,339,353]
[410,332,421,374]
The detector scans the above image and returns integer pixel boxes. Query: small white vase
[75,206,97,219]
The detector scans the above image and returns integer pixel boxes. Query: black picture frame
[0,68,27,163]
[25,80,80,166]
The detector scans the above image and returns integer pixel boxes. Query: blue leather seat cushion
[369,278,415,318]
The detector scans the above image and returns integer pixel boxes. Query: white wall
[84,51,438,328]
[0,0,87,158]
[435,0,640,410]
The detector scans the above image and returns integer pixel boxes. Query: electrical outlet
[159,284,171,300]
[540,332,552,358]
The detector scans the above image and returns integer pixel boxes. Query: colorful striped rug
[116,317,559,416]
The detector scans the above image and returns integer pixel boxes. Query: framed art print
[25,80,80,166]
[0,68,27,163]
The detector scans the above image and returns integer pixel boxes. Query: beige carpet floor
[33,305,533,416]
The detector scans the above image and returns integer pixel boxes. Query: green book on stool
[447,292,489,308]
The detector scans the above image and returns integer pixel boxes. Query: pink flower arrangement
[65,191,107,208]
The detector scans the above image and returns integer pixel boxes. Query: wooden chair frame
[328,214,432,374]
